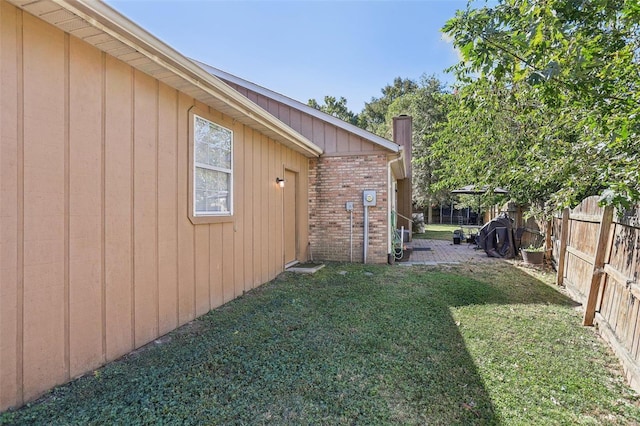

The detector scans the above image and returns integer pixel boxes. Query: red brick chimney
[392,115,413,239]
[393,115,412,178]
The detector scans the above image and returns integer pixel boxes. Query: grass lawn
[2,263,639,425]
[414,223,462,241]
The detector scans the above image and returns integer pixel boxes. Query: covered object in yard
[477,213,517,258]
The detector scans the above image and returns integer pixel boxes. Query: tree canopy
[358,77,419,136]
[439,0,640,211]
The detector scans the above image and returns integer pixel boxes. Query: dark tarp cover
[477,213,517,258]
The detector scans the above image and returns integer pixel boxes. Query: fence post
[544,220,552,263]
[583,205,614,326]
[556,208,570,286]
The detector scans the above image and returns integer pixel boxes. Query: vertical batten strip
[207,223,212,311]
[267,140,274,278]
[190,102,197,316]
[192,215,196,313]
[130,67,136,347]
[233,121,244,297]
[63,31,70,382]
[177,97,195,325]
[251,131,260,287]
[101,52,107,361]
[16,8,25,405]
[175,90,180,326]
[275,141,281,273]
[261,135,268,284]
[244,129,253,292]
[155,79,160,334]
[208,223,221,309]
[278,143,284,270]
[210,222,214,308]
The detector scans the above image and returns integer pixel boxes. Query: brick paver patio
[400,238,500,265]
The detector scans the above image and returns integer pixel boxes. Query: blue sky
[106,0,471,112]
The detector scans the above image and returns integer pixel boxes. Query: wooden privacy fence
[553,196,640,390]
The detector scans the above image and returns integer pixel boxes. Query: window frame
[188,108,234,225]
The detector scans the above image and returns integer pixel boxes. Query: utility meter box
[345,202,354,211]
[363,190,376,206]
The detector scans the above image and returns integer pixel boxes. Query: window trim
[188,108,234,225]
[193,115,233,216]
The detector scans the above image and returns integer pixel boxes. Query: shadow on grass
[0,263,602,425]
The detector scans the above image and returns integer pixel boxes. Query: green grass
[414,223,462,240]
[2,263,638,425]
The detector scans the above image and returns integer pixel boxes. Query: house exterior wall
[222,80,399,264]
[309,154,389,263]
[0,2,309,411]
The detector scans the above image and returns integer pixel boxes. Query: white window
[193,115,233,216]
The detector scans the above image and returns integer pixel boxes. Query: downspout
[364,203,369,264]
[349,207,353,262]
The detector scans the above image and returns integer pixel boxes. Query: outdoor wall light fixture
[276,177,285,188]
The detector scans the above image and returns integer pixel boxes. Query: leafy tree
[431,79,603,217]
[358,77,419,136]
[441,0,640,210]
[307,96,359,125]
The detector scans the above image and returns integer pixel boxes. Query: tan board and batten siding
[0,0,314,410]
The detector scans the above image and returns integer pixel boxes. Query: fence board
[609,281,622,331]
[600,278,614,323]
[609,224,639,284]
[633,318,640,359]
[565,252,591,302]
[616,292,631,344]
[625,298,639,353]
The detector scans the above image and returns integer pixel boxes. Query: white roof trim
[389,148,407,180]
[195,61,400,154]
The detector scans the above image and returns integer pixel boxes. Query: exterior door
[283,169,297,266]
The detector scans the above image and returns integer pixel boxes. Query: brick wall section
[309,154,389,263]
